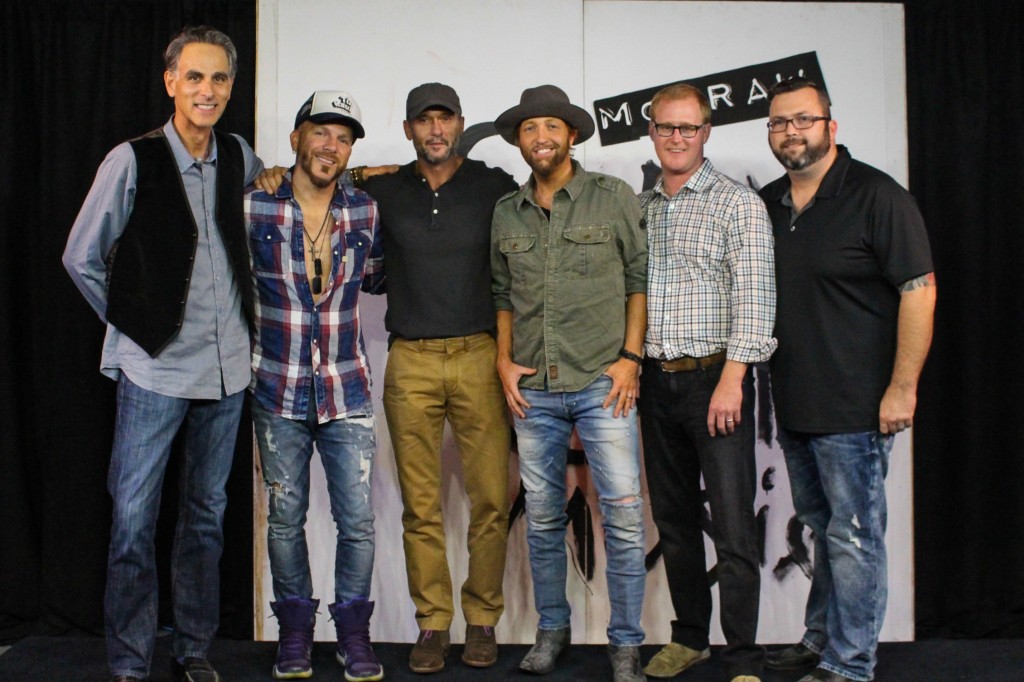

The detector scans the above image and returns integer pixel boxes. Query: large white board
[254,0,912,645]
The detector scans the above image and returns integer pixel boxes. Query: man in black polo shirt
[361,83,518,674]
[758,78,935,682]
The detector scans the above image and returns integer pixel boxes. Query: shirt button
[432,209,438,214]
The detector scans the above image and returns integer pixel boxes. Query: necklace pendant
[313,257,323,277]
[311,276,322,295]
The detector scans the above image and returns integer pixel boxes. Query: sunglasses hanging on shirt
[303,209,331,296]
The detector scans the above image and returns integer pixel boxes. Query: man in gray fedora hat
[491,84,649,682]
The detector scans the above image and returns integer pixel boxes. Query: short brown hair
[649,83,712,125]
[767,77,831,117]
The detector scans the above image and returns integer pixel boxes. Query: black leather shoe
[170,657,222,682]
[797,669,857,682]
[766,643,821,670]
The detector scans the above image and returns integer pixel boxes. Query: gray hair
[164,25,238,78]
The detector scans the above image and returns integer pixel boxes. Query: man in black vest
[63,26,263,682]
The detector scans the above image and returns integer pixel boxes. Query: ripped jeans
[515,375,646,646]
[252,398,377,603]
[777,428,893,682]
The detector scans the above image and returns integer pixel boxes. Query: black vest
[105,128,253,357]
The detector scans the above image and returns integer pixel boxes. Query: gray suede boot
[519,626,571,674]
[609,644,647,682]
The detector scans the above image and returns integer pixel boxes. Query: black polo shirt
[759,146,933,433]
[363,158,518,340]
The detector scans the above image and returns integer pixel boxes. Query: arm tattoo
[899,272,936,293]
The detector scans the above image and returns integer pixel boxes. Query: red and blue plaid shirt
[245,171,383,422]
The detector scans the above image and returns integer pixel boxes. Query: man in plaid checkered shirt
[637,84,777,682]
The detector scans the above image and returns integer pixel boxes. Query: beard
[415,132,461,166]
[524,143,570,177]
[300,148,344,188]
[773,129,831,171]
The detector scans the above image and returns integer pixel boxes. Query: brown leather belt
[648,350,727,372]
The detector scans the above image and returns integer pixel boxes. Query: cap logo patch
[331,95,352,114]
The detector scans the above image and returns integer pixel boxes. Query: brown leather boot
[408,629,450,674]
[461,625,497,667]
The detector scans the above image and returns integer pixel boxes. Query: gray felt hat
[494,84,595,145]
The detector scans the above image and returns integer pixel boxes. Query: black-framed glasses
[652,122,706,138]
[766,115,830,133]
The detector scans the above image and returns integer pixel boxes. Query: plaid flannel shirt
[246,171,383,422]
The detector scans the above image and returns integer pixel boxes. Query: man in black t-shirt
[758,78,936,682]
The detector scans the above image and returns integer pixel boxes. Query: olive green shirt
[491,160,647,393]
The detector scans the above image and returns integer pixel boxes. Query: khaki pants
[382,333,510,629]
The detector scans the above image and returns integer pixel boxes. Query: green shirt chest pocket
[563,224,614,278]
[499,234,540,283]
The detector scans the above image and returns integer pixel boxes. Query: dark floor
[0,636,1020,681]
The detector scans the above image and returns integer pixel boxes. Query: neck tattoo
[302,208,331,295]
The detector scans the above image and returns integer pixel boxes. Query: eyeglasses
[652,122,706,138]
[766,115,830,133]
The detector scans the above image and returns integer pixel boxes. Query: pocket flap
[345,230,371,249]
[250,222,286,243]
[499,234,536,254]
[563,224,611,244]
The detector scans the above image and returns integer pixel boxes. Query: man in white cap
[245,90,384,681]
[491,84,649,682]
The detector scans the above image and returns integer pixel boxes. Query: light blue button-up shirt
[63,118,264,399]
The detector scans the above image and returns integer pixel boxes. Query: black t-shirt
[363,158,518,340]
[759,146,933,433]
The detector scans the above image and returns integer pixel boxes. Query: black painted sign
[592,52,827,146]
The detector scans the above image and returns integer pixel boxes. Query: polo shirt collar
[814,144,853,199]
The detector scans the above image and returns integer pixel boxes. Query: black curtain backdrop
[1,0,1021,646]
[905,0,1024,638]
[0,0,258,642]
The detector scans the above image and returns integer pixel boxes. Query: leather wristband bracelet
[618,348,643,364]
[350,165,367,186]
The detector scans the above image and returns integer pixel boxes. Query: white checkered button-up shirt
[640,159,777,364]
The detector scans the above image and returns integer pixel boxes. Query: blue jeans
[515,375,646,647]
[639,360,763,678]
[106,375,242,679]
[252,399,376,603]
[777,427,893,682]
